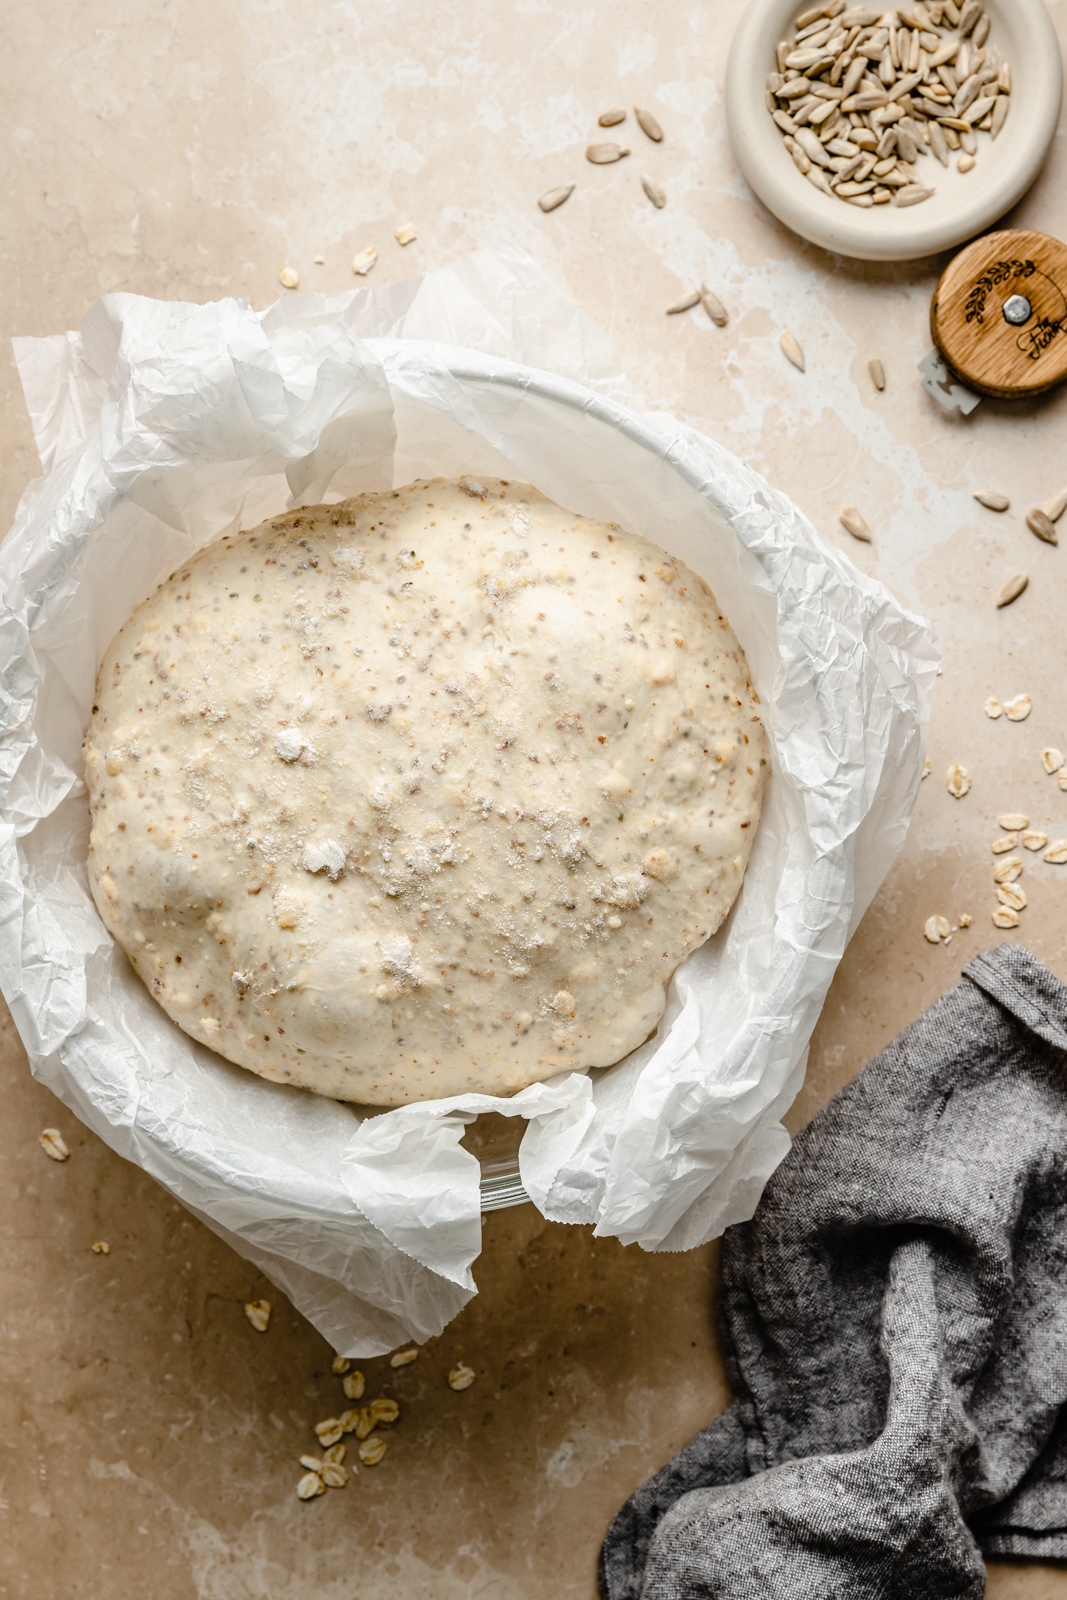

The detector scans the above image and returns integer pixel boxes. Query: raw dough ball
[85,479,767,1105]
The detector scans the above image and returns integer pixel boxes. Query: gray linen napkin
[600,943,1067,1599]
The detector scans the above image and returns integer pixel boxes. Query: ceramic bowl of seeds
[725,0,1062,261]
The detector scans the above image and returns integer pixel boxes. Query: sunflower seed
[1027,509,1058,545]
[958,1,982,36]
[599,108,626,126]
[1043,487,1067,523]
[996,573,1028,608]
[297,1472,325,1500]
[358,1435,388,1465]
[1044,842,1067,865]
[342,1371,365,1400]
[985,698,1002,719]
[700,286,729,326]
[946,763,971,798]
[780,331,806,371]
[448,1362,477,1391]
[352,246,378,276]
[321,1464,348,1489]
[973,13,990,48]
[314,1417,345,1447]
[894,184,934,206]
[279,267,299,290]
[928,121,950,164]
[957,154,976,172]
[991,835,1018,854]
[998,882,1027,911]
[91,1240,110,1254]
[999,814,1029,831]
[39,1128,69,1162]
[1004,695,1032,722]
[538,184,575,214]
[1023,832,1047,851]
[924,914,951,943]
[994,856,1022,884]
[975,491,1009,511]
[634,106,664,141]
[390,1348,419,1368]
[244,1299,271,1333]
[641,175,666,208]
[990,95,1009,137]
[992,907,1019,929]
[667,291,701,314]
[1043,748,1065,775]
[586,142,629,163]
[868,358,886,390]
[840,506,871,542]
[395,223,417,246]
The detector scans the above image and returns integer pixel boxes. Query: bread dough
[85,479,768,1105]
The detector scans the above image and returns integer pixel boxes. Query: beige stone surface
[2,0,1067,1594]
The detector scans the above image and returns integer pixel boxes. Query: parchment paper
[0,246,938,1354]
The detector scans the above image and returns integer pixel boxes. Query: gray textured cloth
[600,943,1067,1599]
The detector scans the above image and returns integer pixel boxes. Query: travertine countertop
[2,1,1066,1595]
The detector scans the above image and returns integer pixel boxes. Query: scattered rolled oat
[358,1436,387,1466]
[599,108,626,126]
[700,286,728,326]
[448,1363,476,1391]
[946,764,971,799]
[634,106,664,142]
[994,856,1023,884]
[868,358,886,392]
[342,1371,365,1400]
[1044,842,1067,865]
[1004,695,1032,722]
[666,290,701,315]
[924,914,951,945]
[331,1356,351,1375]
[840,507,871,543]
[299,1454,323,1471]
[321,1463,348,1489]
[992,907,1020,929]
[641,175,666,208]
[91,1240,110,1255]
[244,1299,271,1333]
[998,882,1027,911]
[984,698,1002,719]
[389,1348,419,1369]
[975,492,1010,512]
[314,1417,345,1448]
[352,246,378,276]
[1027,508,1059,545]
[323,1443,346,1465]
[338,1409,360,1434]
[586,142,629,163]
[39,1129,70,1162]
[1022,831,1048,852]
[958,913,972,928]
[1042,748,1065,775]
[279,267,299,290]
[999,813,1029,831]
[996,573,1028,608]
[779,331,805,372]
[354,1407,377,1440]
[369,1398,400,1425]
[395,223,417,246]
[297,1471,325,1500]
[991,835,1018,854]
[538,184,575,213]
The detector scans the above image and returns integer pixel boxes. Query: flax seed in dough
[84,478,768,1106]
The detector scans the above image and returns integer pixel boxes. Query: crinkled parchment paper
[0,245,938,1354]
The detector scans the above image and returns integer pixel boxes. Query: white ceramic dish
[725,0,1063,262]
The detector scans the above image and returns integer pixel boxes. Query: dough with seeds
[85,479,767,1105]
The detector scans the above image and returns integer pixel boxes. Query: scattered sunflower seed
[358,1436,388,1465]
[1043,486,1067,523]
[352,246,378,276]
[946,763,971,799]
[634,106,664,142]
[91,1240,110,1255]
[586,142,629,163]
[244,1299,271,1333]
[1022,831,1048,851]
[999,813,1029,831]
[992,907,1020,929]
[395,223,417,246]
[297,1471,325,1500]
[314,1417,345,1448]
[868,358,886,391]
[959,913,972,928]
[666,290,701,315]
[991,835,1018,854]
[924,914,951,944]
[39,1128,70,1162]
[448,1362,476,1391]
[331,1356,352,1375]
[700,285,728,326]
[342,1371,365,1400]
[1044,842,1067,865]
[975,492,1010,512]
[279,267,299,290]
[390,1348,419,1368]
[1059,772,1067,792]
[985,698,1002,719]
[840,507,871,542]
[1042,747,1065,775]
[538,184,575,213]
[641,175,666,208]
[996,573,1028,608]
[314,255,325,265]
[1027,508,1058,545]
[993,856,1023,884]
[599,108,626,126]
[321,1464,348,1489]
[998,882,1027,911]
[780,331,805,371]
[1004,695,1032,722]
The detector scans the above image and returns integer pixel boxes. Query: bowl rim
[725,0,1064,263]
